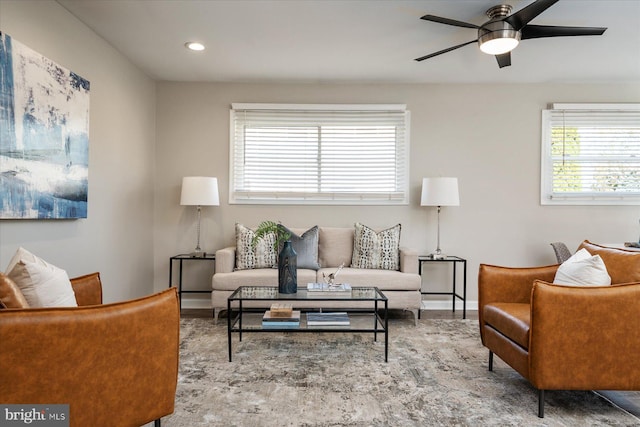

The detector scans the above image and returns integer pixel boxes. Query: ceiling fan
[415,0,607,68]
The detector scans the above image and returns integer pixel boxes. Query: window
[541,104,640,205]
[230,104,409,205]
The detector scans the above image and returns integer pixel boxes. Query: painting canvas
[0,31,90,219]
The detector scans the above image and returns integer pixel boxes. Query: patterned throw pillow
[235,224,277,270]
[351,223,401,270]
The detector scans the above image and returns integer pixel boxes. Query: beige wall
[3,1,639,310]
[0,1,157,302]
[155,82,640,308]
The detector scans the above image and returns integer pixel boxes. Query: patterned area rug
[165,317,639,426]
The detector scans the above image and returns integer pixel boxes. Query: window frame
[540,103,640,206]
[229,103,410,205]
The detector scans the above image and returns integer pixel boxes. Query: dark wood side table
[418,255,467,319]
[169,253,216,309]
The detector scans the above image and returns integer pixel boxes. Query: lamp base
[429,249,446,260]
[189,249,205,258]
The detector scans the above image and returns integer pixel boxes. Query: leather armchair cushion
[0,273,30,309]
[483,302,531,350]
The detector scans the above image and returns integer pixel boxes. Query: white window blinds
[230,104,409,205]
[541,104,640,205]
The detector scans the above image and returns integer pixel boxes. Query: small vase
[278,240,297,294]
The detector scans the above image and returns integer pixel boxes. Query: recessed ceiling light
[185,42,205,51]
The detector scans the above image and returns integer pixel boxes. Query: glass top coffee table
[227,286,388,362]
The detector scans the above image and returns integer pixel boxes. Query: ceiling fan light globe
[479,35,520,55]
[478,20,521,55]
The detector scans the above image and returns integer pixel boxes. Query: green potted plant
[251,220,291,251]
[252,221,297,294]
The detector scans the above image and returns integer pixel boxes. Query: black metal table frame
[418,256,467,319]
[169,253,216,309]
[227,286,389,362]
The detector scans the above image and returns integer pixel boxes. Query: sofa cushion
[235,223,277,270]
[0,273,30,309]
[317,267,421,291]
[483,302,530,350]
[578,240,640,284]
[6,247,77,308]
[213,269,317,291]
[318,227,354,268]
[553,248,611,287]
[282,226,320,270]
[351,223,400,270]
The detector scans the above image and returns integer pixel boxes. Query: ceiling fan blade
[414,39,478,62]
[521,25,607,40]
[495,52,511,68]
[505,0,559,30]
[420,14,479,29]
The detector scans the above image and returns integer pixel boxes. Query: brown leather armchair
[0,272,180,427]
[479,241,640,417]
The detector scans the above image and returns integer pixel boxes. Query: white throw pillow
[553,248,611,287]
[6,247,77,307]
[4,246,38,274]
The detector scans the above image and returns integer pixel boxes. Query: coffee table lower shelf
[227,286,389,362]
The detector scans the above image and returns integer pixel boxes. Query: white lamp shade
[180,177,220,206]
[421,177,460,207]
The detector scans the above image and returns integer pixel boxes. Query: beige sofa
[212,226,422,324]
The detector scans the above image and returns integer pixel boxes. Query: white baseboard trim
[180,298,212,310]
[180,297,479,312]
[420,300,478,311]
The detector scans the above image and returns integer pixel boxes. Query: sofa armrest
[0,288,179,426]
[70,272,103,306]
[529,280,640,390]
[216,247,236,273]
[399,247,418,274]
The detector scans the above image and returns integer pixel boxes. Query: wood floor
[180,308,640,419]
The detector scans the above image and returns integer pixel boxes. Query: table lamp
[421,177,460,259]
[181,176,219,257]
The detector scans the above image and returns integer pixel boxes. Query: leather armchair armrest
[70,272,103,306]
[478,264,558,343]
[529,280,640,390]
[215,247,236,273]
[399,247,418,274]
[0,273,29,308]
[479,264,558,306]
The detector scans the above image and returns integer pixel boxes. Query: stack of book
[262,303,300,329]
[306,312,350,326]
[306,282,352,297]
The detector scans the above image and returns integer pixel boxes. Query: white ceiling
[57,0,640,84]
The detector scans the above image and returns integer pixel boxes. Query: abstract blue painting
[0,32,90,219]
